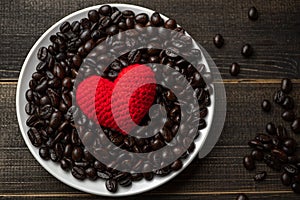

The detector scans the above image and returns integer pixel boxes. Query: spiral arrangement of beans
[24,5,211,193]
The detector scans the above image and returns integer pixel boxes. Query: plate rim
[16,3,215,197]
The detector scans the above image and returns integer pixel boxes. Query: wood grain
[0,0,299,79]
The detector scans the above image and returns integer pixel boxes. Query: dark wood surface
[0,0,300,199]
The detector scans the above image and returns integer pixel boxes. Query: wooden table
[1,0,299,199]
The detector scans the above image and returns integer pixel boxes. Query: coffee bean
[60,158,72,170]
[72,146,83,162]
[274,90,286,105]
[271,148,288,162]
[276,125,287,138]
[85,167,97,180]
[106,179,118,193]
[60,21,71,33]
[283,138,297,154]
[39,147,50,160]
[282,96,294,110]
[27,127,42,147]
[71,166,86,180]
[49,111,62,128]
[99,5,112,16]
[282,110,295,122]
[164,19,177,29]
[281,172,292,186]
[236,194,249,200]
[291,118,300,134]
[106,25,119,36]
[151,12,163,26]
[243,155,255,170]
[111,10,122,24]
[253,171,267,181]
[88,10,99,22]
[283,164,298,175]
[248,7,259,20]
[229,62,240,76]
[171,160,182,171]
[25,103,35,115]
[266,122,276,135]
[241,44,253,57]
[213,34,224,48]
[261,99,271,112]
[251,149,264,161]
[281,78,293,93]
[37,47,48,61]
[255,134,271,143]
[135,13,149,25]
[291,182,300,194]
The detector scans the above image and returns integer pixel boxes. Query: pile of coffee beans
[25,5,211,193]
[243,78,300,194]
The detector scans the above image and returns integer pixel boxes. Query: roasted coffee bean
[39,146,50,160]
[25,103,35,115]
[49,111,62,128]
[26,89,34,101]
[118,176,132,187]
[276,125,287,138]
[40,96,50,105]
[106,179,118,193]
[241,44,253,57]
[253,171,267,181]
[97,171,111,179]
[60,21,70,33]
[274,90,286,105]
[266,122,276,135]
[213,34,224,48]
[128,50,141,63]
[243,155,255,170]
[283,164,298,175]
[282,96,294,110]
[281,78,292,93]
[229,62,240,76]
[64,144,73,157]
[35,79,48,93]
[171,159,182,171]
[282,110,295,122]
[248,7,259,20]
[283,138,297,154]
[27,127,42,147]
[272,148,288,162]
[135,13,149,25]
[131,173,143,181]
[54,143,63,160]
[88,10,99,22]
[151,12,163,26]
[72,166,86,180]
[236,194,249,200]
[106,25,119,36]
[291,182,300,194]
[126,17,135,29]
[36,62,48,72]
[111,11,122,24]
[37,47,48,61]
[261,99,271,112]
[80,29,91,42]
[143,172,154,181]
[86,167,97,180]
[39,104,53,119]
[99,5,112,16]
[49,148,59,161]
[248,139,263,150]
[47,88,60,107]
[291,118,300,134]
[122,10,135,18]
[72,146,83,162]
[255,134,271,143]
[164,19,177,29]
[281,172,292,186]
[60,158,72,170]
[251,149,264,161]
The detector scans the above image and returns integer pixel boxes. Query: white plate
[16,4,217,196]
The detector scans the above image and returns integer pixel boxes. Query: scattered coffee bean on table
[248,7,259,21]
[253,171,267,181]
[25,4,212,193]
[229,62,240,76]
[261,99,271,112]
[236,194,249,200]
[213,33,224,48]
[243,78,300,194]
[241,44,253,57]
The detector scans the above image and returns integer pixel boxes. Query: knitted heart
[76,64,156,135]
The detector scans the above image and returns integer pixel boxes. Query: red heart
[76,64,156,135]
